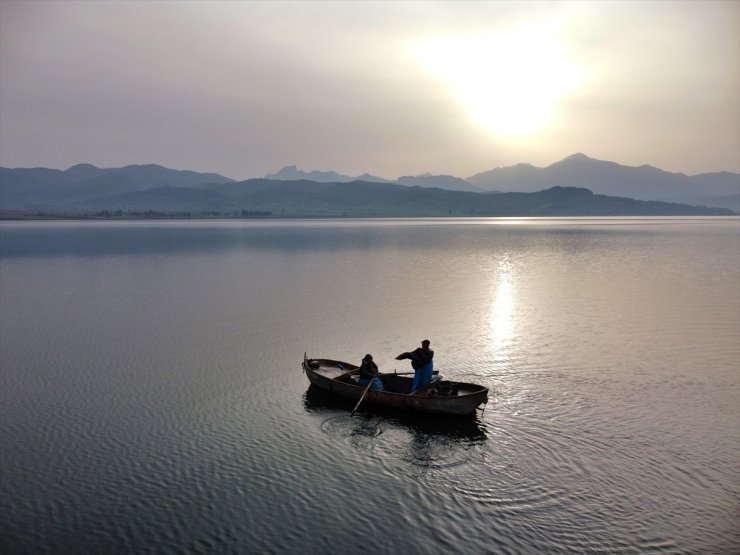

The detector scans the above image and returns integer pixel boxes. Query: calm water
[1,218,738,554]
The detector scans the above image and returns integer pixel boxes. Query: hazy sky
[1,0,738,180]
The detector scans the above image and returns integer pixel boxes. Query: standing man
[395,339,434,393]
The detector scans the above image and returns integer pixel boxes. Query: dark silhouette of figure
[358,353,383,391]
[395,339,434,392]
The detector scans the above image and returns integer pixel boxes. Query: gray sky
[1,0,738,180]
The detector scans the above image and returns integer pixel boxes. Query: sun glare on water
[415,26,584,137]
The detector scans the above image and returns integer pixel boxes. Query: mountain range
[468,153,739,210]
[1,154,737,217]
[265,165,481,192]
[265,154,739,210]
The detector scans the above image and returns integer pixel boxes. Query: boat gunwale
[303,356,488,415]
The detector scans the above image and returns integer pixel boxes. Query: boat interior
[338,372,416,394]
[305,357,486,398]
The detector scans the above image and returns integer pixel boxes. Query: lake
[1,217,738,554]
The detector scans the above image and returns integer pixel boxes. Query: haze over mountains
[1,154,737,217]
[468,153,739,210]
[266,154,739,210]
[265,165,482,193]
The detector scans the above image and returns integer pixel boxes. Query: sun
[415,26,584,137]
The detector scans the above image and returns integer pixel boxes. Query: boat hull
[303,357,488,416]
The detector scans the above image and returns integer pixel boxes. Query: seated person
[358,354,384,391]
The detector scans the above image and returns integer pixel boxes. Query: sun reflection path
[489,259,516,355]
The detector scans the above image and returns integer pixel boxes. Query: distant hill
[265,165,390,183]
[1,160,737,217]
[203,181,734,216]
[396,174,482,193]
[0,164,234,210]
[264,157,740,210]
[468,153,740,211]
[264,165,483,192]
[22,177,731,217]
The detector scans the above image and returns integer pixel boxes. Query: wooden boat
[302,355,489,416]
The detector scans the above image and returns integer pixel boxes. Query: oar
[350,370,441,416]
[351,377,376,417]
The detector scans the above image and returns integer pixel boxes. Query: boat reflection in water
[303,383,488,476]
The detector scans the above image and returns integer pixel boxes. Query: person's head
[364,354,373,362]
[421,339,430,348]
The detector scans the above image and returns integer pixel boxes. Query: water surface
[1,217,738,554]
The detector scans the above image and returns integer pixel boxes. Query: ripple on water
[320,414,383,439]
[318,413,488,480]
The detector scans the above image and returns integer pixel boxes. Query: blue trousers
[411,362,433,392]
[359,377,384,391]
